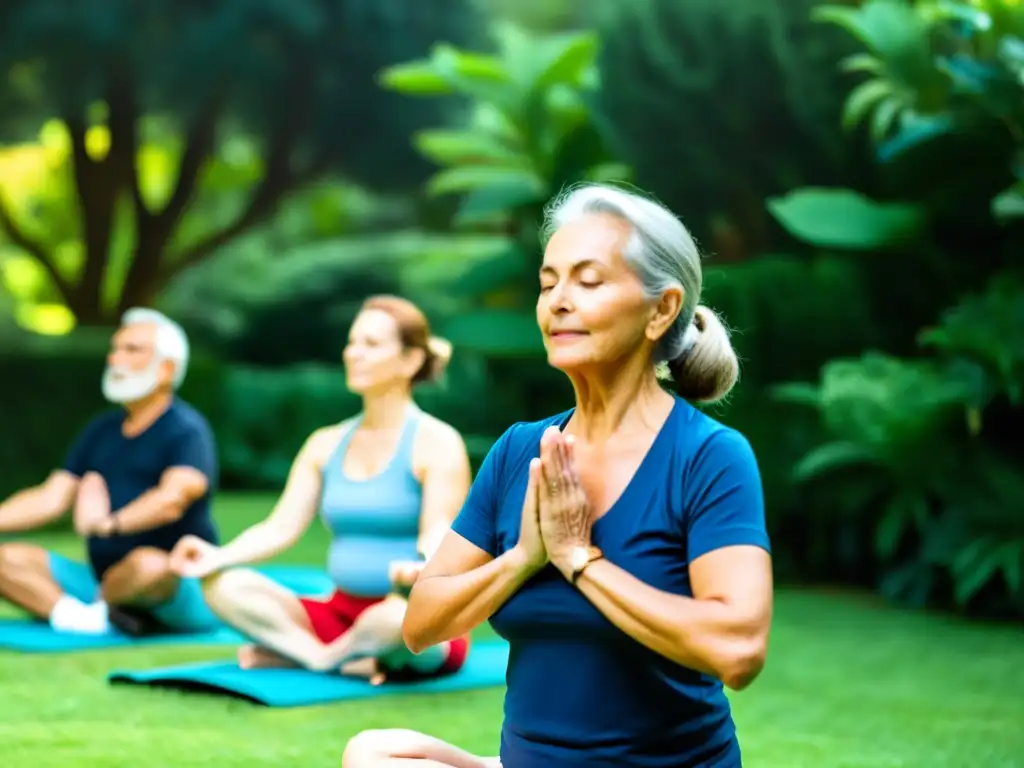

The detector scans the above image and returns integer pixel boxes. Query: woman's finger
[564,434,582,484]
[557,438,573,483]
[526,458,542,508]
[540,430,562,495]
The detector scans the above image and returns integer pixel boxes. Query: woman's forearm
[218,521,298,569]
[575,559,768,689]
[403,547,537,652]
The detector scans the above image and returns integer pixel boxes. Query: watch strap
[571,546,604,584]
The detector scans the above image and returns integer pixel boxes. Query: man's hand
[89,516,119,538]
[73,472,111,537]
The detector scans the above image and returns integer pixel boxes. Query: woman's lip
[550,331,588,342]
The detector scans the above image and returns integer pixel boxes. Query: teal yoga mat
[108,640,510,707]
[0,565,334,653]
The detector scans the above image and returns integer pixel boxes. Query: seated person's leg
[0,544,109,633]
[100,547,218,634]
[201,567,332,670]
[343,595,470,682]
[342,729,500,768]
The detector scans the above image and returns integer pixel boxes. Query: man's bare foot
[237,644,298,670]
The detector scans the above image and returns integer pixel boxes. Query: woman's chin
[345,377,370,395]
[547,351,595,373]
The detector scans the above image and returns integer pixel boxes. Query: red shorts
[299,589,470,679]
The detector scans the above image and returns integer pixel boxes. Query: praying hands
[536,427,597,581]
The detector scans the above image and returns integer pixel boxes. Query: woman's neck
[360,386,414,430]
[567,358,672,443]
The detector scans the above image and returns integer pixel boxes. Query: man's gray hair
[120,308,190,389]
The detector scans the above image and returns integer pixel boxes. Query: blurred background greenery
[0,0,1021,625]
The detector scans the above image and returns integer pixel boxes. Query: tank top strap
[323,416,361,475]
[391,403,422,473]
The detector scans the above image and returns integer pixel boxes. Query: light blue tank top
[319,407,423,597]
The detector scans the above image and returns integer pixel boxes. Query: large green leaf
[531,32,600,92]
[767,187,928,251]
[430,43,518,110]
[440,309,542,357]
[446,242,534,298]
[377,60,454,96]
[426,165,546,198]
[792,440,880,483]
[413,129,523,168]
[992,180,1024,222]
[454,181,547,227]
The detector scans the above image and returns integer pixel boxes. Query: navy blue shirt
[451,396,770,768]
[63,400,219,579]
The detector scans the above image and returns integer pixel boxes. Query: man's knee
[100,547,174,603]
[0,543,46,580]
[341,729,414,766]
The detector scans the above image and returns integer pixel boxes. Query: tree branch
[156,58,322,285]
[156,150,321,286]
[117,95,223,314]
[65,112,113,321]
[0,189,76,308]
[106,70,144,215]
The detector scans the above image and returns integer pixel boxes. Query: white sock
[49,595,111,635]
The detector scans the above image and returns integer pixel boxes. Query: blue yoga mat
[0,565,334,653]
[108,640,510,707]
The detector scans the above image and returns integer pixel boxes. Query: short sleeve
[450,425,516,558]
[62,416,107,477]
[167,420,218,482]
[685,428,770,563]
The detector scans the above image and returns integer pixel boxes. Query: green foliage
[767,187,929,251]
[380,24,628,358]
[761,1,1024,619]
[702,254,881,385]
[816,0,1024,215]
[589,0,863,255]
[918,273,1024,406]
[0,0,486,324]
[775,275,1024,616]
[815,0,1024,140]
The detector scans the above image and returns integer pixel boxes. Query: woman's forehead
[544,214,632,270]
[351,309,399,338]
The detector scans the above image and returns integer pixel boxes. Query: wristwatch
[569,545,604,584]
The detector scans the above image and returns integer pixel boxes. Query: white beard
[102,361,163,404]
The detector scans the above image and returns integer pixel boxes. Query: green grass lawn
[2,494,1022,768]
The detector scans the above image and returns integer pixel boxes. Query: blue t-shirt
[62,399,220,579]
[451,396,770,768]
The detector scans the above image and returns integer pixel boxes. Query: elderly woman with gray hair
[342,184,773,768]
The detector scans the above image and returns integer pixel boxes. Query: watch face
[572,547,588,570]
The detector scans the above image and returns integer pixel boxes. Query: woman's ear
[646,286,683,343]
[403,346,427,378]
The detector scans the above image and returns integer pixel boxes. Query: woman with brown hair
[170,296,473,682]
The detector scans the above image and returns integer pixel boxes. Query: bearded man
[0,308,220,636]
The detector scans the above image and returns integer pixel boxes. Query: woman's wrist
[506,545,546,581]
